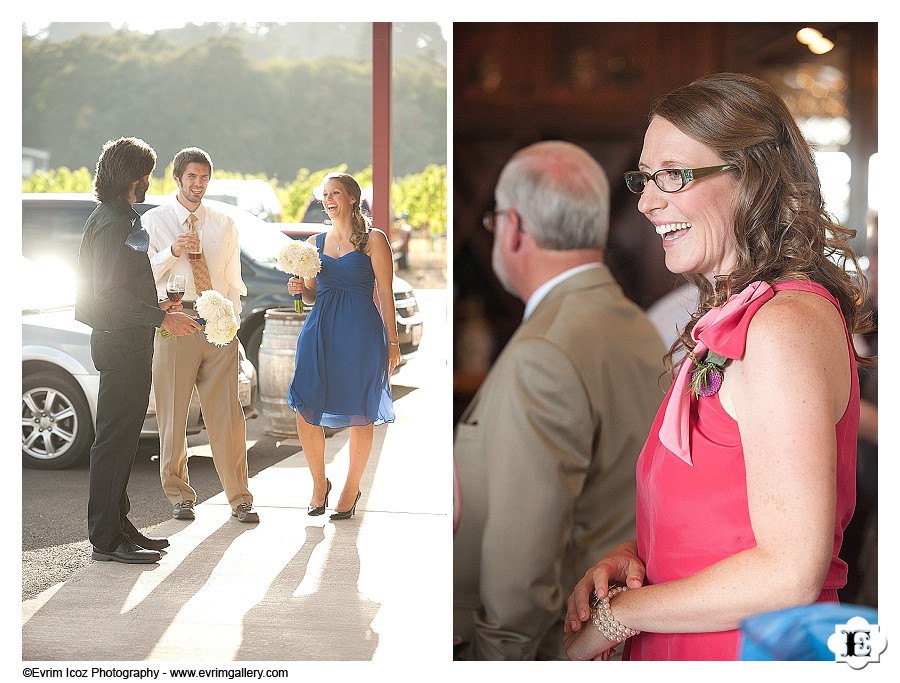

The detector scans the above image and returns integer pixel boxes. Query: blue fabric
[287,231,395,428]
[125,216,149,252]
[739,603,878,660]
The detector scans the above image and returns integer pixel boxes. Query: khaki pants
[152,331,252,509]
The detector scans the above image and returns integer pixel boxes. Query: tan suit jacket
[453,265,668,660]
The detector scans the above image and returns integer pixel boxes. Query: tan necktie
[187,213,212,295]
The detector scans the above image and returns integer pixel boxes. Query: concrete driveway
[21,288,451,664]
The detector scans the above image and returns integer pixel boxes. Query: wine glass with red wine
[166,273,186,303]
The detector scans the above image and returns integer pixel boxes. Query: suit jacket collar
[526,262,615,321]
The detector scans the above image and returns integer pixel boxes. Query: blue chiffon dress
[287,231,395,428]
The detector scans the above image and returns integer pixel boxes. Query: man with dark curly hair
[75,136,199,564]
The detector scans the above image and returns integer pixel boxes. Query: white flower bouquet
[195,290,238,347]
[276,240,322,312]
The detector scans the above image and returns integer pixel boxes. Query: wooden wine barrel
[258,307,306,436]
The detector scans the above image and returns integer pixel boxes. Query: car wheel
[22,371,94,469]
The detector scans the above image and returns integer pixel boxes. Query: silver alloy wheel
[22,385,78,459]
[22,371,93,469]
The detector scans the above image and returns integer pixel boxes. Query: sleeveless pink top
[626,280,859,661]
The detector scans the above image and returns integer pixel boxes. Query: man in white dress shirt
[143,147,259,523]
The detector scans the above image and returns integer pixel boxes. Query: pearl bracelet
[590,586,640,644]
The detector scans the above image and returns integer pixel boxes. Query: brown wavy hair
[93,137,157,204]
[320,172,372,251]
[650,72,873,375]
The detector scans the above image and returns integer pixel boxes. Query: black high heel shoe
[307,478,331,516]
[330,491,361,521]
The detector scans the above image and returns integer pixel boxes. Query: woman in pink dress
[562,73,874,661]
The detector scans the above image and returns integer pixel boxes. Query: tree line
[23,163,448,236]
[22,23,447,182]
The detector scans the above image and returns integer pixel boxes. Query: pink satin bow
[659,281,775,464]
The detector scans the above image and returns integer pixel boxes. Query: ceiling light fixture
[796,27,834,55]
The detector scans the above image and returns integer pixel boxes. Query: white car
[21,257,257,470]
[204,178,282,222]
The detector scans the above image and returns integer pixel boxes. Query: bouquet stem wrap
[276,240,322,315]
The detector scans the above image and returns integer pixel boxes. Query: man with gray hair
[453,140,667,659]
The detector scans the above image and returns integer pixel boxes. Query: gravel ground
[23,542,94,600]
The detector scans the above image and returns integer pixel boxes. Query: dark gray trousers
[87,327,154,552]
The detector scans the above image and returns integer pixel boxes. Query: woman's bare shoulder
[751,288,842,339]
[743,287,847,373]
[365,227,391,252]
[367,227,389,243]
[733,286,851,423]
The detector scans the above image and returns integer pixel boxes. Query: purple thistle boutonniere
[688,350,727,398]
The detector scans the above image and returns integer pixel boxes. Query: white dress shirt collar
[172,197,204,225]
[523,263,601,321]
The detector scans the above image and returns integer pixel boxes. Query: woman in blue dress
[287,173,399,520]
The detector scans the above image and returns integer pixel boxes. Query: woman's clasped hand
[563,541,646,660]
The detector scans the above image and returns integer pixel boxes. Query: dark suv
[22,193,423,369]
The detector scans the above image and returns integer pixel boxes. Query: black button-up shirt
[75,200,166,331]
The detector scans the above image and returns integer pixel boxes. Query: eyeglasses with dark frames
[624,164,737,194]
[482,208,524,233]
[482,209,501,232]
